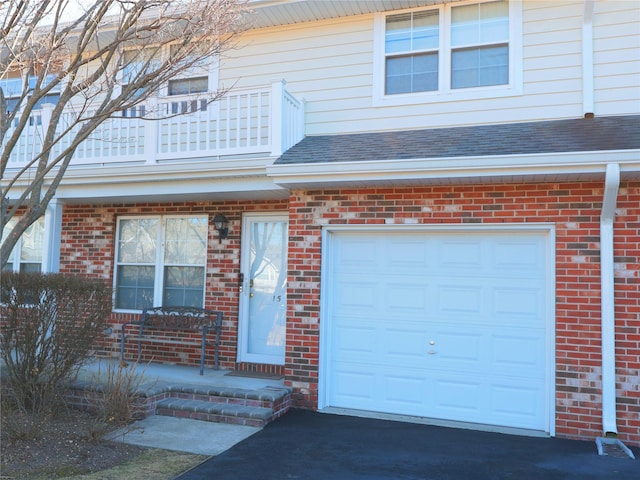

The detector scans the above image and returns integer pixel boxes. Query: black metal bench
[120,306,222,375]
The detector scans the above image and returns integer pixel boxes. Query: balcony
[4,80,304,169]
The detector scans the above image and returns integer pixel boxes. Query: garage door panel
[334,279,379,310]
[332,366,432,415]
[491,332,546,376]
[325,230,550,431]
[332,369,376,406]
[428,325,545,378]
[437,285,484,314]
[388,239,431,267]
[492,286,545,321]
[336,238,378,267]
[384,375,429,407]
[434,378,484,413]
[386,282,430,311]
[438,238,484,267]
[385,328,428,362]
[435,331,482,362]
[490,239,545,271]
[431,372,546,428]
[333,324,377,356]
[333,323,429,367]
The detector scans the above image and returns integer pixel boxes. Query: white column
[145,96,159,164]
[270,79,286,157]
[41,199,63,273]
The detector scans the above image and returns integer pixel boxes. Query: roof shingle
[276,115,640,165]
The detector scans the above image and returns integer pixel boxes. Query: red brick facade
[59,199,288,376]
[58,180,639,445]
[285,181,639,446]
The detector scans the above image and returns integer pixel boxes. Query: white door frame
[237,211,289,365]
[318,223,556,436]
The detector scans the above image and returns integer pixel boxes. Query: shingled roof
[276,115,640,165]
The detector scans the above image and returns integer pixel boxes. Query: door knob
[429,340,435,346]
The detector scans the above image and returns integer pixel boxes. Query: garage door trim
[318,224,556,436]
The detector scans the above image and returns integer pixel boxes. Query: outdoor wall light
[213,213,229,242]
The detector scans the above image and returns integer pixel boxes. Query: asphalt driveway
[177,409,638,480]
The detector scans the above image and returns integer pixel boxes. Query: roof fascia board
[268,150,640,184]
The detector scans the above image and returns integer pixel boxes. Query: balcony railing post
[40,103,53,133]
[270,79,286,157]
[145,96,159,164]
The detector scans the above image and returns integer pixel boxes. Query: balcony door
[238,213,288,365]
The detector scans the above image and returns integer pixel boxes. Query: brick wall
[59,199,288,371]
[57,181,639,445]
[286,181,639,446]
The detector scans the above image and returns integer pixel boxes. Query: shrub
[0,272,112,415]
[91,360,150,432]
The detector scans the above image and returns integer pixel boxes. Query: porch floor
[68,359,291,429]
[75,358,285,391]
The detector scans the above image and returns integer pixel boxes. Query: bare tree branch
[1,0,249,268]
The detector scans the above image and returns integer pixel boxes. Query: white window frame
[1,73,61,115]
[1,217,45,273]
[373,0,522,106]
[113,214,209,313]
[116,44,218,115]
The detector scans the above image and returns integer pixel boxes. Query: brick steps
[66,380,291,428]
[156,398,273,427]
[152,384,291,427]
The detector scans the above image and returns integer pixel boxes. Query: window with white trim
[450,1,509,89]
[376,0,518,102]
[114,215,208,311]
[1,74,61,118]
[1,217,44,272]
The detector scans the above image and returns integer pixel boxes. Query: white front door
[322,228,553,432]
[238,213,288,364]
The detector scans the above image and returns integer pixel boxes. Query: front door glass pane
[247,220,288,357]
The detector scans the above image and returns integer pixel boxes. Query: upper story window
[167,77,209,113]
[114,215,208,311]
[374,0,521,105]
[1,217,44,273]
[1,73,61,115]
[450,1,509,89]
[120,45,213,116]
[168,77,208,96]
[121,48,161,99]
[385,10,440,94]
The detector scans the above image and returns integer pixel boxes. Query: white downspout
[600,163,619,436]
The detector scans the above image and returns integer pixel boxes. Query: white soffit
[247,0,461,28]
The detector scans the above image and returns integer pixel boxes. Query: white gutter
[267,149,640,187]
[583,0,595,117]
[600,163,619,436]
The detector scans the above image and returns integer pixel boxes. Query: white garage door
[324,229,550,431]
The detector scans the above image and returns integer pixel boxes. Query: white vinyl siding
[592,1,640,116]
[218,1,636,135]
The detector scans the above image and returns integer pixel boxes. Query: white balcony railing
[4,80,304,168]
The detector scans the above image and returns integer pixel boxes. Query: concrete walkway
[105,415,261,455]
[77,360,281,455]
